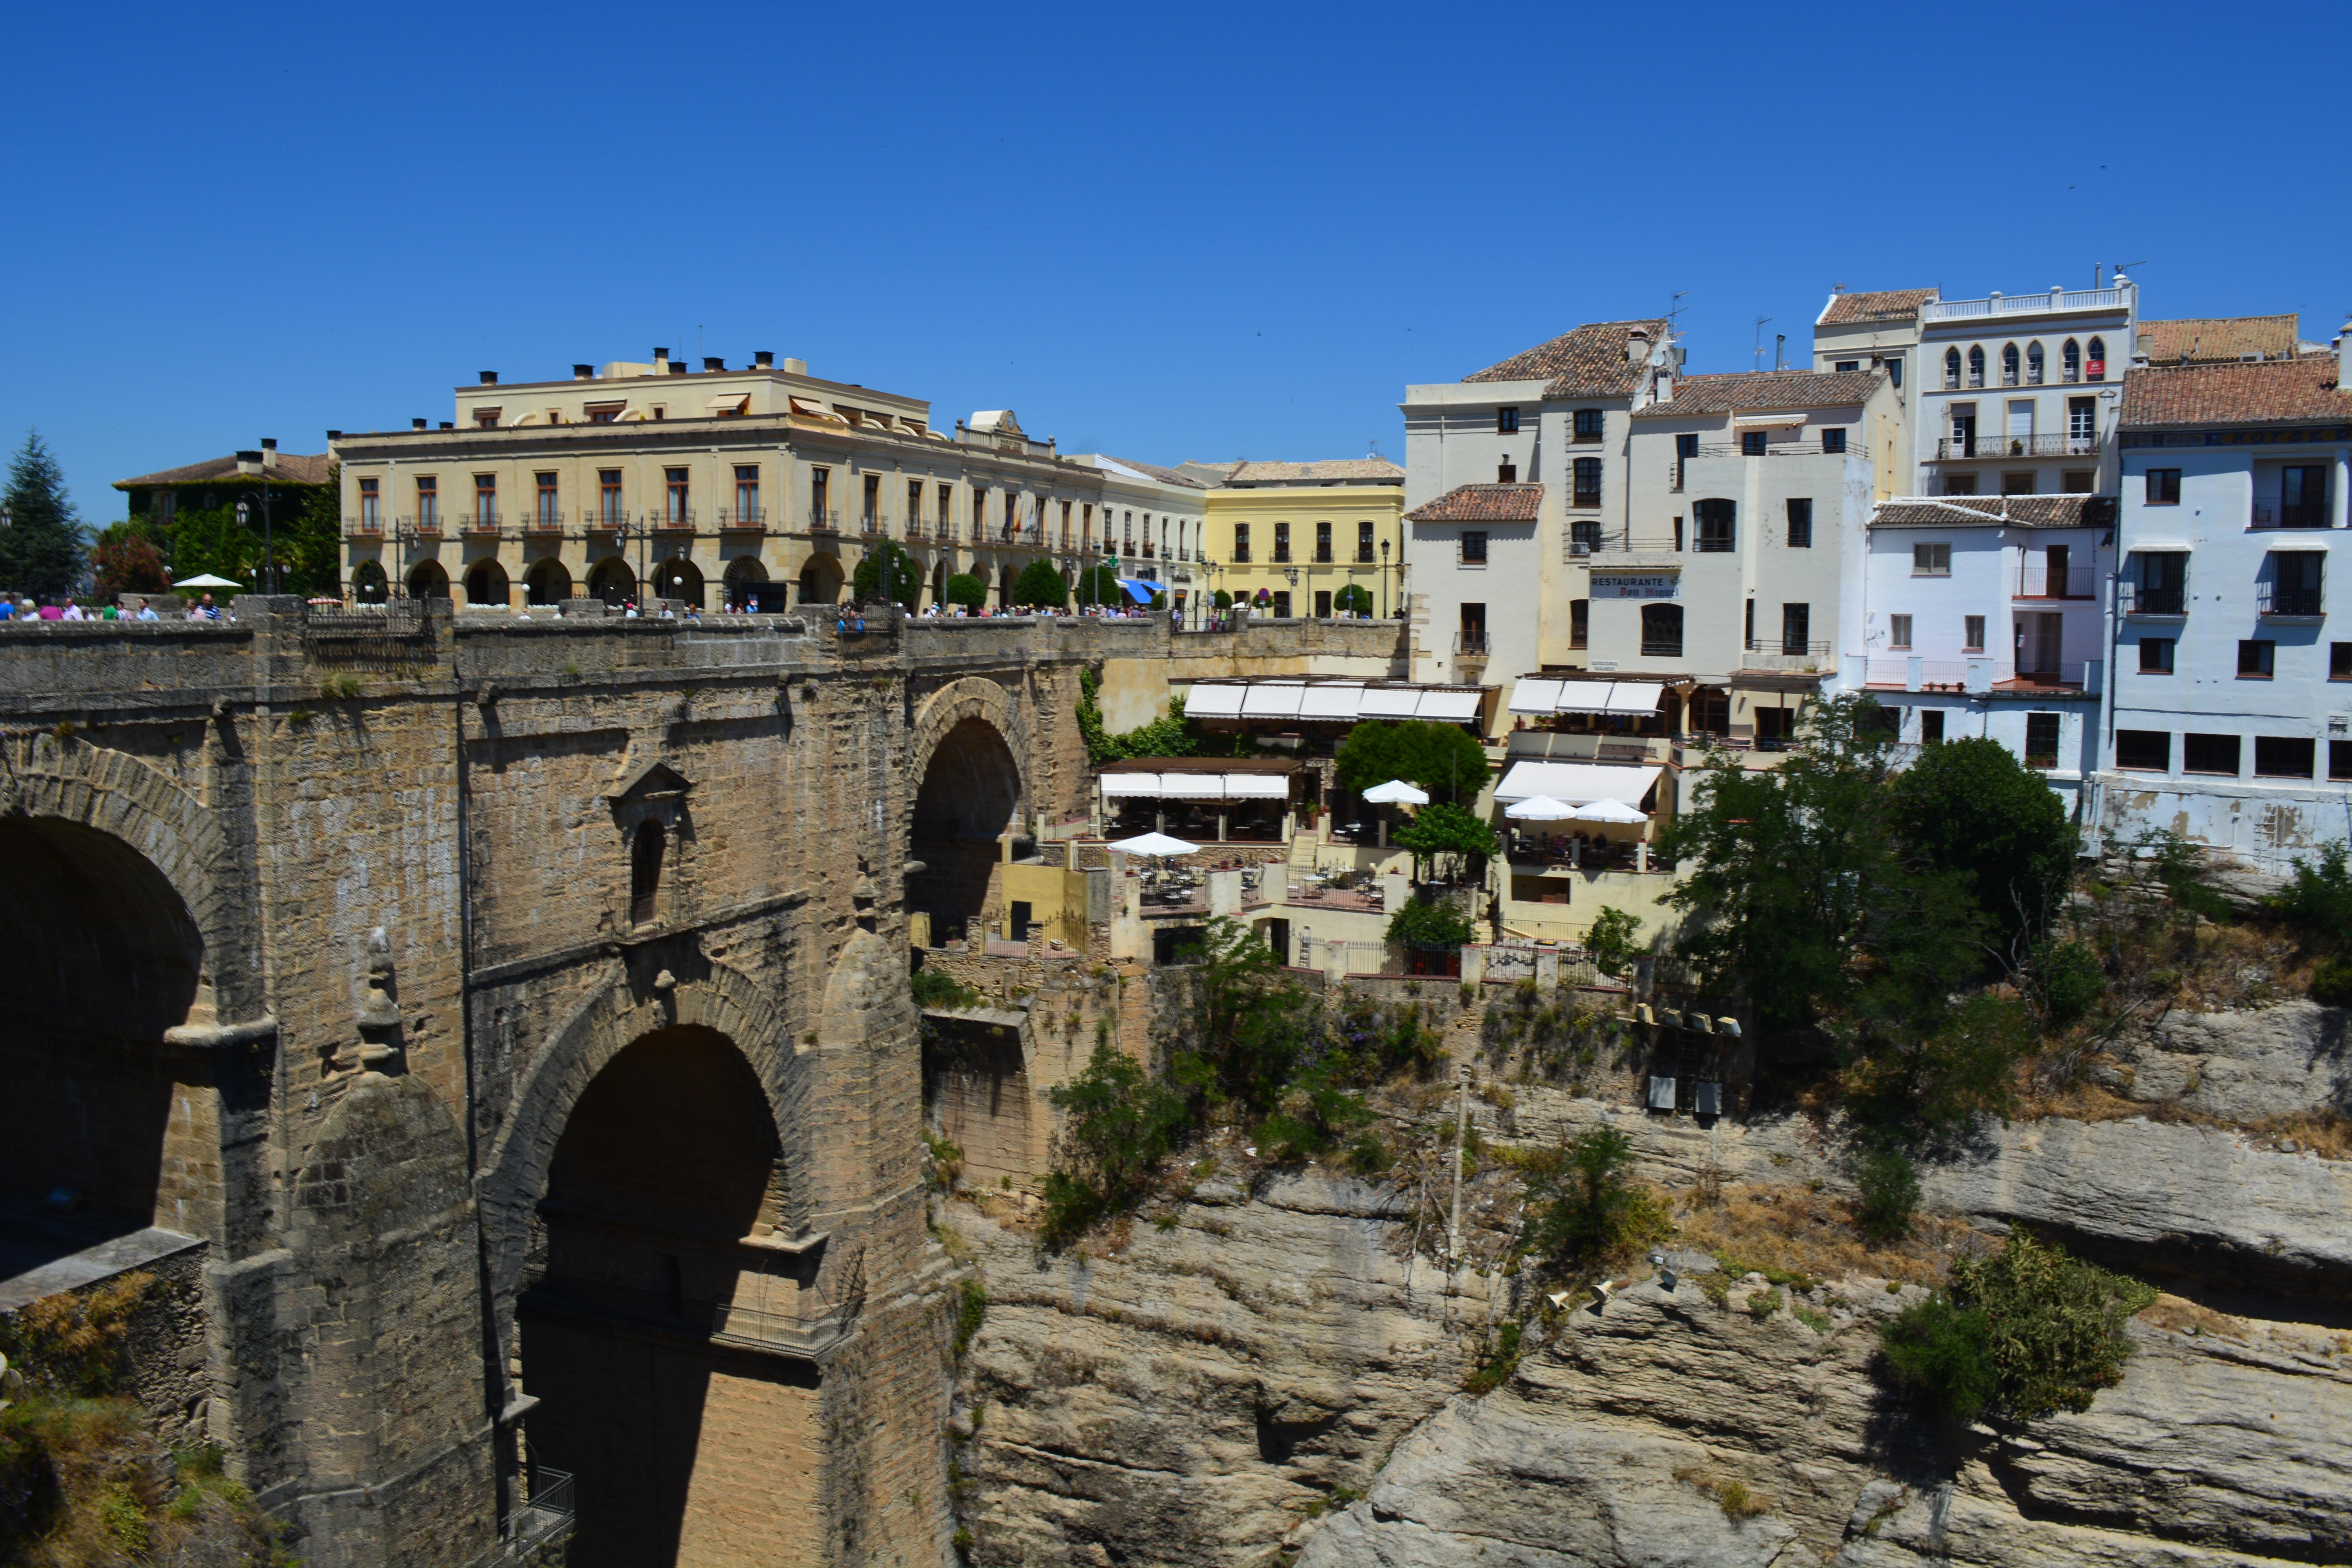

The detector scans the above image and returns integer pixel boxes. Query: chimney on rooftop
[439,421,453,430]
[668,359,686,376]
[653,347,670,375]
[783,358,807,376]
[479,371,498,386]
[2339,323,2351,391]
[325,430,340,446]
[413,418,427,430]
[703,357,724,372]
[1626,326,1650,365]
[753,351,774,369]
[260,437,277,469]
[573,363,593,380]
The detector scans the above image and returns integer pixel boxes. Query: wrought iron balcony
[718,507,765,531]
[2013,566,2099,599]
[462,510,499,534]
[585,507,630,531]
[655,508,695,530]
[808,506,838,532]
[1935,432,2097,460]
[2120,583,2186,616]
[2259,586,2325,617]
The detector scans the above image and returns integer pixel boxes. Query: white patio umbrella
[1575,798,1648,825]
[1505,795,1576,820]
[1108,831,1200,858]
[171,573,243,589]
[1359,779,1430,805]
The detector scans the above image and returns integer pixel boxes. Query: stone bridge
[0,601,1403,1568]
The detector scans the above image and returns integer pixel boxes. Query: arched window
[2087,337,2107,381]
[1967,346,1985,388]
[630,819,666,926]
[2026,341,2045,385]
[2062,339,2081,382]
[352,560,388,604]
[2000,343,2020,386]
[1944,348,1962,389]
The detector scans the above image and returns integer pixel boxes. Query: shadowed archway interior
[518,1024,810,1568]
[908,715,1022,944]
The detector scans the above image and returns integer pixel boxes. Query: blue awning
[1116,577,1159,605]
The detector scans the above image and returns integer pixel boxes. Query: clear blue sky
[5,0,2347,522]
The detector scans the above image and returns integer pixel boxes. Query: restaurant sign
[1592,573,1679,600]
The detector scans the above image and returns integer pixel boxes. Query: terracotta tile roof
[1817,289,1937,327]
[2121,357,2352,428]
[1463,319,1668,399]
[1223,459,1405,484]
[2136,316,2302,364]
[1632,368,1884,418]
[1405,484,1544,523]
[114,452,335,489]
[1872,495,2118,530]
[1088,454,1208,489]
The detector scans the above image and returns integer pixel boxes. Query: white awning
[1357,687,1422,718]
[1604,681,1665,715]
[1508,678,1564,714]
[1298,684,1365,720]
[1241,682,1304,718]
[1551,682,1619,714]
[1100,773,1161,797]
[1732,411,1810,427]
[1157,774,1226,799]
[1494,760,1664,808]
[788,396,835,417]
[1416,689,1483,722]
[707,394,749,412]
[1223,774,1292,799]
[1182,683,1245,719]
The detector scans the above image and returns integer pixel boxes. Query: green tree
[165,505,261,592]
[1392,801,1495,882]
[1076,666,1196,766]
[91,526,171,596]
[852,537,920,609]
[273,465,347,597]
[0,431,90,600]
[1891,736,2075,945]
[1041,1038,1192,1247]
[2268,840,2352,940]
[1334,719,1491,804]
[1211,588,1233,610]
[1073,561,1124,607]
[1178,917,1316,1117]
[1012,558,1069,608]
[1853,1150,1921,1242]
[1386,899,1474,950]
[1584,906,1642,978]
[1521,1125,1670,1273]
[1842,993,2032,1140]
[1661,694,1984,1040]
[942,572,987,611]
[1331,583,1372,616]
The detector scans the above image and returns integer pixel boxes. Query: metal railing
[1936,433,2097,460]
[860,512,881,535]
[1231,547,1252,562]
[808,507,838,531]
[346,513,384,534]
[1585,529,1682,554]
[904,516,926,538]
[2014,566,2099,599]
[655,508,695,530]
[585,506,628,530]
[1640,638,1684,657]
[1925,287,2129,322]
[1685,439,1851,459]
[464,509,500,532]
[718,507,765,529]
[1748,638,1830,656]
[2259,586,2325,617]
[525,509,563,533]
[2253,503,2331,529]
[2120,583,2186,615]
[1996,662,2092,688]
[1454,632,1490,655]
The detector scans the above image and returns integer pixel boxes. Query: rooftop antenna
[1830,280,1848,294]
[1753,316,1772,371]
[1666,290,1690,334]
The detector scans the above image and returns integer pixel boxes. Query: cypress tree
[0,430,91,600]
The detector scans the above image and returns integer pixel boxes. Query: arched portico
[906,679,1027,944]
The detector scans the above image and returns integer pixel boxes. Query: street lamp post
[234,446,276,594]
[1283,563,1299,618]
[1380,537,1391,619]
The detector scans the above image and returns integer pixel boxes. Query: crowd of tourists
[0,592,228,621]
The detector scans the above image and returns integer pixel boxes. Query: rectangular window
[1232,522,1250,563]
[1570,598,1588,649]
[1889,614,1913,649]
[1780,602,1811,655]
[2069,397,2097,450]
[598,469,622,524]
[358,475,381,528]
[1458,602,1487,652]
[474,473,496,525]
[2146,468,2181,505]
[1887,355,1903,389]
[535,471,558,526]
[1741,430,1769,456]
[2062,470,2094,494]
[2131,551,2187,614]
[1920,709,1945,742]
[1745,597,1754,647]
[1964,614,1985,652]
[2002,472,2036,496]
[1949,404,1978,454]
[1272,590,1292,619]
[1573,408,1604,442]
[1821,427,1847,454]
[475,408,500,428]
[1314,589,1332,618]
[942,484,956,537]
[1785,497,1812,547]
[737,465,762,524]
[906,479,924,530]
[862,473,880,528]
[1694,498,1735,552]
[2238,639,2275,678]
[2140,637,2175,673]
[1496,407,1520,434]
[1059,498,1071,548]
[1943,473,1979,496]
[586,403,621,424]
[1912,541,1951,575]
[1564,456,1601,508]
[2334,741,2352,781]
[2183,733,2241,775]
[1496,460,1517,483]
[2333,642,2352,680]
[1461,530,1488,564]
[1272,521,1291,562]
[2267,551,2324,616]
[1833,360,1859,372]
[2282,465,2331,528]
[412,475,434,529]
[2116,730,2171,771]
[812,468,831,526]
[1315,520,1333,563]
[2255,736,2316,779]
[1571,519,1601,553]
[2024,712,2060,769]
[665,466,690,525]
[1357,519,1375,563]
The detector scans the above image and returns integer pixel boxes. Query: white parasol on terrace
[1574,798,1649,825]
[1359,779,1430,805]
[1108,831,1200,858]
[171,573,243,589]
[1504,795,1576,820]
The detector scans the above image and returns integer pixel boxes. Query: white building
[2098,335,2352,873]
[1914,278,2137,501]
[1812,287,1934,488]
[1401,320,1676,693]
[1851,495,2114,813]
[1064,454,1209,617]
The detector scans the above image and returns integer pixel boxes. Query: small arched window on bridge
[631,819,666,927]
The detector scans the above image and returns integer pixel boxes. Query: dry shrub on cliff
[1670,1182,1975,1289]
[0,1276,156,1399]
[0,1397,281,1568]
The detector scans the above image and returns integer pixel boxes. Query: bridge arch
[907,678,1027,944]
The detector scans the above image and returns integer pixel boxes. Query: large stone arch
[907,678,1029,942]
[478,956,797,1313]
[908,675,1028,822]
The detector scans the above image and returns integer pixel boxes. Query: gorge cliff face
[944,1067,2352,1568]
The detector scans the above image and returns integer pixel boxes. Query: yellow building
[1200,460,1406,619]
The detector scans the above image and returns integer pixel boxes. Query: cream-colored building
[1200,459,1406,621]
[1063,454,1209,618]
[334,348,1123,611]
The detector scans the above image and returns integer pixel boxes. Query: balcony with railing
[1454,631,1490,657]
[859,511,881,535]
[1993,661,2094,692]
[903,514,926,539]
[2251,502,2331,529]
[463,509,499,535]
[655,507,695,532]
[1935,432,2098,461]
[346,512,384,536]
[1742,638,1833,672]
[718,506,765,532]
[808,506,838,532]
[1584,528,1682,562]
[2013,565,2099,599]
[2259,585,2325,618]
[2120,582,2186,616]
[401,512,437,538]
[1924,286,2131,323]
